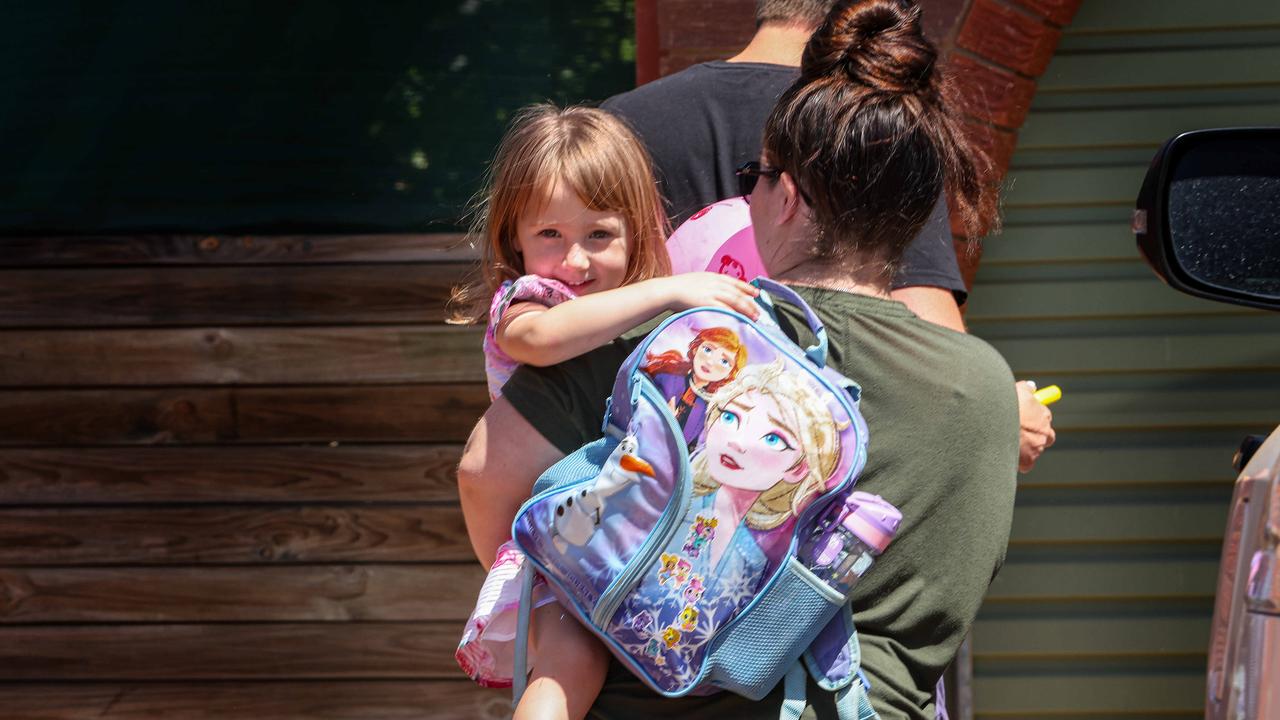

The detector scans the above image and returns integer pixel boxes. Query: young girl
[452,103,760,720]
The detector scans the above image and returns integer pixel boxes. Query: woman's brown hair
[762,0,998,274]
[450,104,671,323]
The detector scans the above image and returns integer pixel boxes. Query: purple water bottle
[799,491,902,596]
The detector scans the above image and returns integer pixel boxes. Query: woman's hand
[655,272,760,319]
[1015,380,1056,473]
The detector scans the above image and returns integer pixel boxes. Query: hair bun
[801,0,936,95]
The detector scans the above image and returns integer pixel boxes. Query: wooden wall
[0,235,509,718]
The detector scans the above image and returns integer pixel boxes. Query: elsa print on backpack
[614,359,846,685]
[513,280,879,700]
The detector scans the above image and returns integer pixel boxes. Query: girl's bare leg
[512,603,609,720]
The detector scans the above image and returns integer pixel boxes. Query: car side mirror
[1135,127,1280,311]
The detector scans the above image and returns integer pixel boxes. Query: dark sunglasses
[735,161,783,202]
[735,161,812,205]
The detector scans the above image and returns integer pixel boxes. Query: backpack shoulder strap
[779,662,877,720]
[783,603,880,720]
[751,277,829,368]
[510,568,536,706]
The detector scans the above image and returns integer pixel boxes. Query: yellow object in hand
[1033,385,1062,406]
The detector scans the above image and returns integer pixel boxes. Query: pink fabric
[456,540,556,688]
[461,275,575,687]
[483,275,577,399]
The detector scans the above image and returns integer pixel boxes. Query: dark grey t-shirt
[603,61,967,302]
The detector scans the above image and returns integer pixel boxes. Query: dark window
[0,1,635,235]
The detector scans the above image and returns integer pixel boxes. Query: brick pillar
[644,0,756,77]
[948,0,1084,288]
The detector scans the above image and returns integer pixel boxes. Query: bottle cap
[841,492,902,554]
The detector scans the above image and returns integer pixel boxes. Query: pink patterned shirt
[483,275,578,399]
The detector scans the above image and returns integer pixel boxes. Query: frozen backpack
[511,279,880,719]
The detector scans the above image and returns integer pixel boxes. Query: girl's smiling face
[691,341,736,386]
[515,177,630,295]
[703,390,805,491]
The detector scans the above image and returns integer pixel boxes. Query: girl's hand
[656,273,761,319]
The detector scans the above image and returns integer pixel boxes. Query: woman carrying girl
[458,0,1021,716]
[452,104,761,720]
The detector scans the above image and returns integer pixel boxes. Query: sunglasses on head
[735,161,812,205]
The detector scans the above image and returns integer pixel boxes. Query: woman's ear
[778,172,806,224]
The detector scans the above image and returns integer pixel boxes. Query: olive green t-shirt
[502,287,1019,720]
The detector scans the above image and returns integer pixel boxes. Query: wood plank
[1009,488,1230,545]
[0,506,473,565]
[1038,46,1280,93]
[1001,164,1148,208]
[0,388,237,445]
[987,555,1219,602]
[970,313,1280,343]
[971,615,1208,657]
[0,234,474,267]
[0,265,468,328]
[0,445,462,503]
[1058,26,1280,54]
[979,222,1138,264]
[973,670,1203,715]
[0,681,510,720]
[0,385,487,445]
[233,386,488,444]
[1008,145,1158,170]
[1028,84,1280,114]
[988,332,1280,374]
[1015,441,1236,488]
[1017,101,1280,151]
[1031,383,1280,433]
[966,276,1245,321]
[0,326,485,386]
[0,565,484,623]
[1067,1,1280,33]
[0,623,467,679]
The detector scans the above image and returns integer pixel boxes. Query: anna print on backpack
[641,326,749,449]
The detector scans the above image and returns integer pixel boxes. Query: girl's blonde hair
[450,103,671,322]
[692,361,844,531]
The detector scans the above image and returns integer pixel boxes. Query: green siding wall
[966,2,1280,717]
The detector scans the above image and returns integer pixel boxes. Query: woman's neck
[771,256,895,300]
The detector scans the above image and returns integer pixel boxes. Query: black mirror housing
[1135,127,1280,311]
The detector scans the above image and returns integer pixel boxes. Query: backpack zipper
[589,377,691,627]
